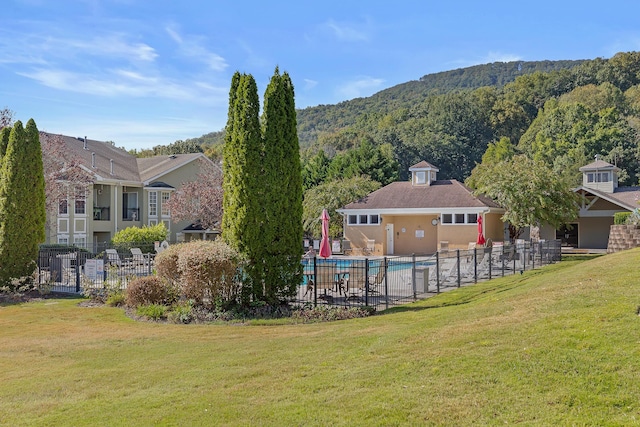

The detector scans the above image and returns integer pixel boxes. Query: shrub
[125,276,175,308]
[82,276,124,304]
[626,209,640,225]
[614,211,632,225]
[136,304,167,320]
[168,300,194,324]
[289,306,375,323]
[106,292,125,307]
[154,243,183,285]
[111,223,168,254]
[176,240,242,308]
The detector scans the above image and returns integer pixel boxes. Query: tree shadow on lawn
[0,291,84,307]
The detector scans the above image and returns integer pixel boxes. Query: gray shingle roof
[137,153,205,183]
[580,185,640,210]
[409,160,439,170]
[342,180,501,210]
[42,133,140,182]
[579,160,619,172]
[41,132,216,185]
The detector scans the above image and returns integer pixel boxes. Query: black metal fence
[293,239,562,311]
[37,240,561,311]
[37,243,156,294]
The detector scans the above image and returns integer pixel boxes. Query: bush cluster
[113,240,374,324]
[111,223,168,254]
[614,211,632,225]
[154,240,242,309]
[289,306,375,323]
[125,276,176,308]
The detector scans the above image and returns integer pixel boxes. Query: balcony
[93,206,110,221]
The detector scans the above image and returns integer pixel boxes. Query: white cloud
[336,76,385,99]
[303,78,318,90]
[165,25,227,71]
[482,51,522,63]
[323,19,371,42]
[18,68,226,103]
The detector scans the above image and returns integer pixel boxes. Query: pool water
[300,258,433,286]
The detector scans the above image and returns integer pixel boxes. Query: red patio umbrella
[477,215,486,246]
[318,209,332,259]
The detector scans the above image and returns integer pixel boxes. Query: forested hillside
[296,59,585,147]
[299,52,640,190]
[154,52,640,194]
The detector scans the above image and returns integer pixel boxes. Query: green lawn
[2,251,640,426]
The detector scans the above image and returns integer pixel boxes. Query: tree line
[143,52,640,240]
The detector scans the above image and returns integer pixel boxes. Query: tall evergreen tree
[261,68,303,302]
[0,127,10,158]
[221,72,265,300]
[25,120,47,246]
[0,119,46,286]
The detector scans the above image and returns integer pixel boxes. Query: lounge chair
[314,264,342,300]
[346,266,366,301]
[130,247,151,267]
[105,249,130,268]
[367,265,385,294]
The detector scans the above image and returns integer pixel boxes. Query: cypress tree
[0,119,45,286]
[24,119,46,247]
[0,126,10,159]
[222,73,264,300]
[261,68,303,301]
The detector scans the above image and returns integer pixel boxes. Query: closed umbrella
[477,215,486,246]
[318,209,332,259]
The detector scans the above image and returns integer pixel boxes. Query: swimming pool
[300,258,434,285]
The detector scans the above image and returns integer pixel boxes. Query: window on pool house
[348,214,380,225]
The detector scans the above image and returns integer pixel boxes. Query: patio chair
[130,247,151,267]
[463,250,492,278]
[314,264,342,301]
[367,265,385,294]
[105,249,126,268]
[346,266,366,301]
[439,257,459,284]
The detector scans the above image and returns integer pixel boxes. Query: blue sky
[2,0,640,150]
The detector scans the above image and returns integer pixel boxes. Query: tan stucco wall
[343,224,386,255]
[438,224,480,250]
[343,213,506,255]
[484,213,505,243]
[383,215,439,255]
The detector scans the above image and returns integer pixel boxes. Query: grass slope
[1,251,639,426]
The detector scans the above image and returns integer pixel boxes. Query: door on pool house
[556,224,578,247]
[386,223,394,255]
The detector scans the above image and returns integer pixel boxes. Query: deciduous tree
[467,155,580,239]
[302,176,381,238]
[165,159,223,231]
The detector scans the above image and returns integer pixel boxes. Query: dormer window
[409,160,439,187]
[579,159,618,193]
[587,172,610,183]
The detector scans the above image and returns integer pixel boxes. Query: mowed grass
[2,251,640,426]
